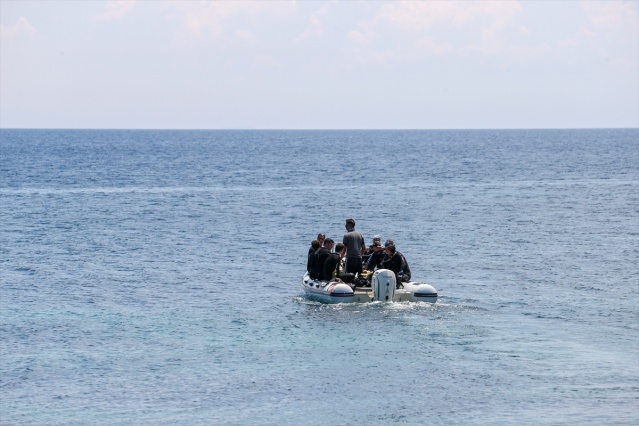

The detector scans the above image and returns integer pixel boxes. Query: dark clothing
[343,229,365,274]
[307,246,316,277]
[323,252,341,281]
[307,250,318,279]
[345,256,363,275]
[381,251,403,287]
[381,251,411,283]
[315,247,332,280]
[381,252,403,274]
[398,251,411,281]
[367,249,385,270]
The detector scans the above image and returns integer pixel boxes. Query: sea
[1,129,637,425]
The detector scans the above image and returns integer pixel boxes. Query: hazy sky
[1,0,638,129]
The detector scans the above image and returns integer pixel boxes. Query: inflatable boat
[301,269,438,304]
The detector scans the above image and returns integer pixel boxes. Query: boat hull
[301,271,437,304]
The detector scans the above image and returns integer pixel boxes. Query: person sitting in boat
[376,239,394,267]
[398,250,412,282]
[366,240,385,271]
[366,235,382,253]
[308,233,325,256]
[342,218,366,275]
[323,242,345,281]
[307,239,321,279]
[381,244,412,284]
[363,235,381,264]
[315,238,334,281]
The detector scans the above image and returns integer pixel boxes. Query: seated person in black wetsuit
[363,235,382,263]
[315,238,334,280]
[381,244,411,285]
[307,240,320,279]
[323,243,345,281]
[366,241,385,271]
[381,244,402,273]
[309,233,325,256]
[397,250,411,282]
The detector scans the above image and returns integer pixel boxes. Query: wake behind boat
[301,269,438,304]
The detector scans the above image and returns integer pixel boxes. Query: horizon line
[1,126,638,131]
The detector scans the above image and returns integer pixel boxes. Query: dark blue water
[1,129,638,425]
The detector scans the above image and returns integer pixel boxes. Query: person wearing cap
[364,235,382,255]
[342,218,366,275]
[379,239,394,265]
[363,234,381,264]
[366,240,385,271]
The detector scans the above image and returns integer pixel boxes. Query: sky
[1,0,638,130]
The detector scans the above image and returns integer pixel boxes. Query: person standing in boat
[315,238,334,280]
[342,218,366,275]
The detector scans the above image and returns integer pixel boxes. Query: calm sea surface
[1,129,638,425]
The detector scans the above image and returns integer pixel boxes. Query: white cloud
[559,1,638,70]
[380,0,474,30]
[0,17,37,39]
[294,0,336,43]
[339,0,529,65]
[580,0,638,32]
[346,27,373,45]
[92,0,136,22]
[340,0,639,71]
[439,1,525,55]
[378,0,525,36]
[168,1,295,42]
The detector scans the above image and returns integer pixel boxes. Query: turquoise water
[1,129,638,425]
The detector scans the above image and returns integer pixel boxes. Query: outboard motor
[372,269,396,302]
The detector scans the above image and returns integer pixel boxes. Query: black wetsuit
[315,246,332,280]
[323,252,341,281]
[398,251,411,281]
[367,250,385,270]
[307,250,318,279]
[381,251,411,283]
[381,252,403,274]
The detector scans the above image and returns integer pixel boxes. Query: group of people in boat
[306,218,412,285]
